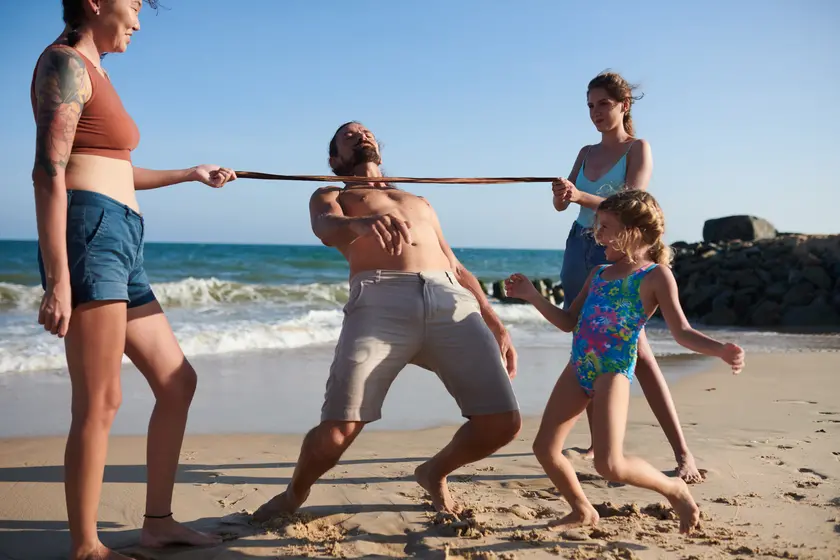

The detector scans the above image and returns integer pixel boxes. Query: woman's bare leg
[590,373,700,534]
[532,363,599,529]
[125,301,220,548]
[64,301,133,560]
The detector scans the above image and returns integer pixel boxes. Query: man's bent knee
[471,410,522,445]
[306,421,365,461]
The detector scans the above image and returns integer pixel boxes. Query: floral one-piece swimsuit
[571,263,658,395]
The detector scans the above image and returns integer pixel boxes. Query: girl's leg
[634,330,701,483]
[64,301,133,560]
[124,301,220,548]
[590,373,700,534]
[532,363,599,528]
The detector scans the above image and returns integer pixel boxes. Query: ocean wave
[0,283,43,310]
[0,278,352,310]
[0,308,346,375]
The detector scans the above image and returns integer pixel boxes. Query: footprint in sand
[759,455,786,466]
[783,492,806,502]
[798,467,829,480]
[796,480,821,489]
[578,472,623,489]
[515,486,558,501]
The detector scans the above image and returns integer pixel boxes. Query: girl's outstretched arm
[650,267,745,373]
[505,270,594,332]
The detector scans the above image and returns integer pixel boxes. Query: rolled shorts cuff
[320,406,382,424]
[128,289,157,309]
[73,281,129,308]
[459,399,520,419]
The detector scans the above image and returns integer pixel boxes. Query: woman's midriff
[64,154,140,212]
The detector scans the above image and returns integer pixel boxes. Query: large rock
[780,297,840,327]
[703,216,777,243]
[750,300,781,327]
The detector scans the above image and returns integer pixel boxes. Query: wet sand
[1,352,838,559]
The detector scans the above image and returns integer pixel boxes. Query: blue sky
[1,0,838,249]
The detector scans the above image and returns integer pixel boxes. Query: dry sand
[1,352,838,559]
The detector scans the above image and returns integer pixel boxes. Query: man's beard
[334,144,381,176]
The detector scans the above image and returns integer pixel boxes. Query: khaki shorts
[321,270,519,422]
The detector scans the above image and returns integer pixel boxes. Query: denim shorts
[559,221,609,309]
[37,190,156,309]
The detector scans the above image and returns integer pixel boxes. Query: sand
[1,352,838,559]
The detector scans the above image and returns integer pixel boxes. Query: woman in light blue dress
[552,71,702,483]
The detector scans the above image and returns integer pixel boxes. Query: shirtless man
[253,121,522,519]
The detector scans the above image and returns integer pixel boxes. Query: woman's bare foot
[73,542,133,559]
[252,486,310,523]
[675,451,704,484]
[546,505,599,531]
[666,478,701,534]
[415,462,460,514]
[139,515,221,548]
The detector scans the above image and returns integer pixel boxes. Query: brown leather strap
[235,171,555,185]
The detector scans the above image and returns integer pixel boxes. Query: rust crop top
[30,46,140,162]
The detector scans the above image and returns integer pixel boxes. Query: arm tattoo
[33,49,89,178]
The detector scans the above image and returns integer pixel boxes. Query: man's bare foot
[676,451,704,484]
[252,486,310,523]
[667,478,701,534]
[140,515,221,548]
[546,505,599,531]
[73,542,133,559]
[415,462,460,514]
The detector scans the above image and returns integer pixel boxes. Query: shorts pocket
[82,206,110,248]
[343,280,370,314]
[450,283,481,310]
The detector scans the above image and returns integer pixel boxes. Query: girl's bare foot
[415,462,461,514]
[675,451,704,484]
[547,505,599,531]
[73,542,133,559]
[252,486,310,523]
[140,515,221,548]
[667,479,701,534]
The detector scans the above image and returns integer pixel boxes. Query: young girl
[505,190,745,534]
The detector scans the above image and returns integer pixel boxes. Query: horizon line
[0,238,566,252]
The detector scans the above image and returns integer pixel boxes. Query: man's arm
[424,198,517,376]
[309,186,357,247]
[424,201,501,328]
[309,187,412,254]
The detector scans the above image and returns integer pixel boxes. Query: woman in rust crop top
[30,1,235,558]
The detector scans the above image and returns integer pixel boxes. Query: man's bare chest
[339,188,426,216]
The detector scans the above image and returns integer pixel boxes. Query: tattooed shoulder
[32,47,91,179]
